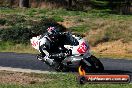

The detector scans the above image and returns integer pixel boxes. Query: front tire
[90,55,104,72]
[79,59,94,73]
[77,76,87,84]
[80,55,104,73]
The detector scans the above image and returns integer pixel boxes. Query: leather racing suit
[38,33,68,66]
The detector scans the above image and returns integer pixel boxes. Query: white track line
[0,66,57,74]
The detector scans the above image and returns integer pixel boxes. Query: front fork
[79,56,97,72]
[81,50,96,68]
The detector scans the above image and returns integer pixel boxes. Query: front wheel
[79,55,104,73]
[90,55,104,72]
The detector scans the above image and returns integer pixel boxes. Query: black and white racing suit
[38,34,67,66]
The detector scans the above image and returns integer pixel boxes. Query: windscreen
[64,33,79,46]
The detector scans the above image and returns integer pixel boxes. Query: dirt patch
[92,40,132,57]
[0,71,51,85]
[58,21,75,28]
[58,16,85,28]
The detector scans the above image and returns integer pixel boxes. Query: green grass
[0,73,131,88]
[0,83,131,88]
[0,42,38,54]
[69,24,91,33]
[0,8,132,24]
[0,41,132,59]
[0,8,132,20]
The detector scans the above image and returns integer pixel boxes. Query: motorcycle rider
[37,26,69,67]
[32,27,104,72]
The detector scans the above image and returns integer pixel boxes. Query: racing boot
[37,54,54,66]
[44,57,54,66]
[36,54,44,61]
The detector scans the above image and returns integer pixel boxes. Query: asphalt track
[0,52,132,80]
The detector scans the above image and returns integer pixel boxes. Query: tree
[108,0,132,14]
[19,0,29,8]
[68,0,72,7]
[9,0,14,7]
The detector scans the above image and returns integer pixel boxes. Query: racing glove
[49,53,66,59]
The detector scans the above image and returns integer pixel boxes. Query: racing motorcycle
[30,32,104,73]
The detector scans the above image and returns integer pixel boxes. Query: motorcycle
[30,32,104,72]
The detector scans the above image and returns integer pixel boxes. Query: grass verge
[94,53,132,60]
[0,42,38,54]
[0,42,132,59]
[0,71,131,88]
